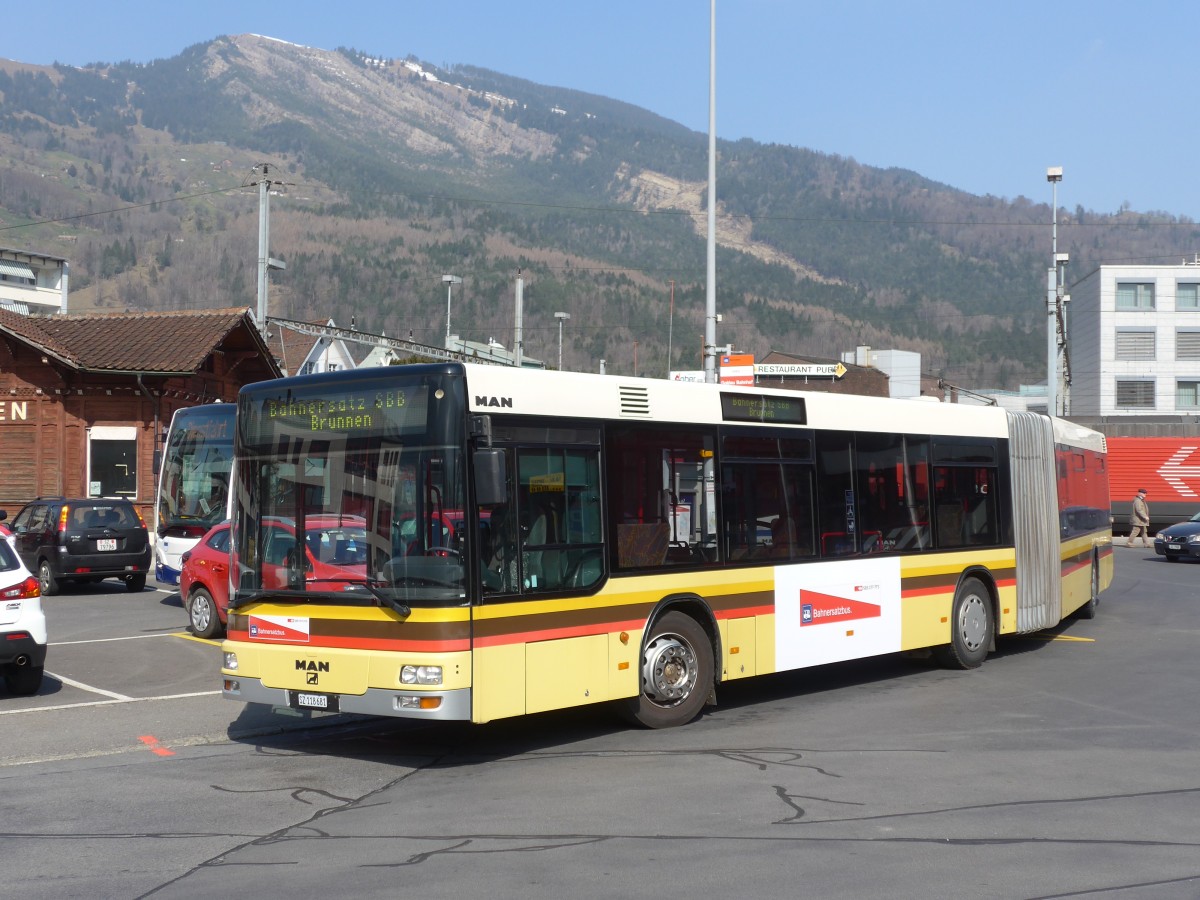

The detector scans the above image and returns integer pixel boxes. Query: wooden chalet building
[0,307,281,523]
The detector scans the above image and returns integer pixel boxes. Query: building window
[0,260,37,287]
[1114,330,1155,360]
[1177,381,1200,409]
[1177,331,1200,361]
[88,426,138,498]
[1115,380,1155,409]
[1178,283,1200,310]
[1115,282,1155,310]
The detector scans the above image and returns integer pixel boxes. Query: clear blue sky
[8,1,1199,221]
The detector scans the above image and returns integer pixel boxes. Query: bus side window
[607,425,714,570]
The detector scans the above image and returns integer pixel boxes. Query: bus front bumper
[222,676,472,721]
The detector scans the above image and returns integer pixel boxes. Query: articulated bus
[220,363,1111,728]
[154,403,235,584]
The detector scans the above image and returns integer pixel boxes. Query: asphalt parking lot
[3,549,1199,899]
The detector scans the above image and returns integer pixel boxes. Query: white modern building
[0,247,69,314]
[1067,262,1200,416]
[840,346,922,398]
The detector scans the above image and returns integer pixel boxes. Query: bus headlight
[400,665,442,685]
[224,651,239,671]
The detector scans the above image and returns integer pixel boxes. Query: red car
[181,516,368,639]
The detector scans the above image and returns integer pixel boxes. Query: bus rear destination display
[720,392,807,425]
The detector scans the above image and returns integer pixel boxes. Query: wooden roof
[0,307,281,379]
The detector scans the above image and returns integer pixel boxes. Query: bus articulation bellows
[221,363,1111,728]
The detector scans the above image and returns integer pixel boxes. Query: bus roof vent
[618,384,651,417]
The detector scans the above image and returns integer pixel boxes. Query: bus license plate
[97,539,117,551]
[294,692,337,711]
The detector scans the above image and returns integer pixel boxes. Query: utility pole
[514,270,524,368]
[443,274,462,347]
[254,163,287,330]
[554,311,570,370]
[1046,166,1063,417]
[1046,167,1070,416]
[667,279,675,378]
[703,0,719,384]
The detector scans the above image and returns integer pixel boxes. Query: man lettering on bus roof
[1125,488,1150,548]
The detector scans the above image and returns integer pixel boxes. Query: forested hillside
[1,35,1198,387]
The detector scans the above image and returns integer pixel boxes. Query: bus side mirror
[474,449,507,507]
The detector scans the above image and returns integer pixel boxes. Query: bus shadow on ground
[223,649,989,767]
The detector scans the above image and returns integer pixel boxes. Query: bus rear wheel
[934,576,992,670]
[1077,556,1100,619]
[622,611,713,728]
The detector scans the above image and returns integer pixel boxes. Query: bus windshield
[232,368,469,608]
[157,404,235,540]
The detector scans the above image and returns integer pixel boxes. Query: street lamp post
[443,275,462,347]
[554,311,570,370]
[1045,167,1062,417]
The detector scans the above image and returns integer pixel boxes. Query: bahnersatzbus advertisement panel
[154,403,235,584]
[221,364,1111,728]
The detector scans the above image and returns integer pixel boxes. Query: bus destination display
[720,392,807,425]
[243,384,429,441]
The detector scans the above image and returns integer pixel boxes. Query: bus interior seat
[936,502,964,547]
[616,522,669,567]
[565,549,603,589]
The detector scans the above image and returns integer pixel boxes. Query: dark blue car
[1153,511,1200,561]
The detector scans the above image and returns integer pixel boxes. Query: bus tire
[1077,557,1100,620]
[934,576,992,670]
[622,610,713,729]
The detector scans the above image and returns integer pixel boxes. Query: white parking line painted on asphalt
[51,632,185,646]
[51,672,132,700]
[0,689,221,715]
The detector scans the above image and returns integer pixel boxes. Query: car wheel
[38,559,60,596]
[125,573,147,592]
[188,587,223,639]
[4,663,44,695]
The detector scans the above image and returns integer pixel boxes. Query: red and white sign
[799,589,882,627]
[719,353,755,386]
[1106,437,1200,501]
[248,615,311,643]
[775,557,901,670]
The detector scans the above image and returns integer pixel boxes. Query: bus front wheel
[934,577,992,670]
[622,611,713,729]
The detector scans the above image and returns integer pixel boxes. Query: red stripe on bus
[473,617,647,648]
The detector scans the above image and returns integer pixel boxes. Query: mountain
[1,34,1198,388]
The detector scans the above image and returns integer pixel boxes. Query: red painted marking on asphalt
[138,735,176,757]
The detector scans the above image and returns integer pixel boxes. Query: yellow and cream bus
[221,363,1111,728]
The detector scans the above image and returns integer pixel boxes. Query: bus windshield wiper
[307,577,411,618]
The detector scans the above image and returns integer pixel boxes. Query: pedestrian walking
[1126,488,1151,547]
